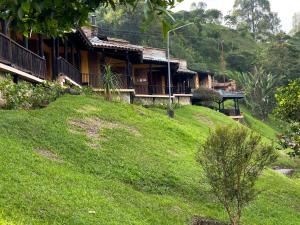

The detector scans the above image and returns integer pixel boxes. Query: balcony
[0,33,46,80]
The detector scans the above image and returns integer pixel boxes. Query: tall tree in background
[233,0,281,39]
[291,12,300,34]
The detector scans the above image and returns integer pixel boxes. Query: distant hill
[95,7,258,76]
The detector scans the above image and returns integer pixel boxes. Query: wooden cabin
[0,21,195,105]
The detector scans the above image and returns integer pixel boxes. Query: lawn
[0,95,299,225]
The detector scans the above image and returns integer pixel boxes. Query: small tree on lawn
[198,125,277,225]
[102,65,120,101]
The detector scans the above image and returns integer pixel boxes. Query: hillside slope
[0,95,299,225]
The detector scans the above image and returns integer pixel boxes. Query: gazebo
[216,90,244,118]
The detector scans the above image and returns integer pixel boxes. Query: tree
[274,78,300,123]
[258,38,300,85]
[205,9,223,24]
[233,0,281,39]
[291,12,300,34]
[199,125,276,225]
[274,78,300,157]
[225,14,237,29]
[0,0,179,37]
[231,67,280,120]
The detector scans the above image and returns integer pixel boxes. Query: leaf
[21,2,30,13]
[17,7,24,19]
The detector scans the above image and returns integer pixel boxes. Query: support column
[71,44,75,65]
[23,36,28,49]
[126,52,132,89]
[52,38,57,80]
[148,64,153,94]
[76,47,80,70]
[38,34,44,58]
[1,19,7,35]
[64,39,68,60]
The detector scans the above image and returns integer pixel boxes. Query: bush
[192,87,222,107]
[0,76,64,109]
[0,76,32,109]
[30,81,64,108]
[198,125,277,225]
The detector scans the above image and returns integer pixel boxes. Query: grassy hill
[0,95,299,225]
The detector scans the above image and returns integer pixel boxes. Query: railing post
[9,37,12,64]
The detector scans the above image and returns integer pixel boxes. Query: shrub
[102,65,120,101]
[0,76,33,109]
[198,125,277,225]
[0,76,64,109]
[30,81,64,108]
[231,67,280,120]
[192,87,222,107]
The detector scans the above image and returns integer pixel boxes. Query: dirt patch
[69,117,141,149]
[167,149,180,157]
[191,217,229,225]
[76,105,99,114]
[35,148,62,162]
[194,113,215,128]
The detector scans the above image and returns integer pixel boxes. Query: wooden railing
[57,57,81,84]
[0,33,46,79]
[82,73,131,89]
[134,84,192,95]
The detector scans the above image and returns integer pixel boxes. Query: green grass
[0,95,299,225]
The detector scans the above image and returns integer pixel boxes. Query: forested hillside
[95,2,300,82]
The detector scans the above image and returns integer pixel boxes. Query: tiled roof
[89,36,143,52]
[80,27,143,52]
[143,47,179,63]
[177,68,197,75]
[216,90,244,99]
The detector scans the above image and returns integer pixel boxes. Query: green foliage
[258,40,300,84]
[81,86,94,96]
[274,78,300,123]
[0,76,33,109]
[233,0,281,39]
[275,78,300,157]
[199,125,277,225]
[231,67,280,119]
[0,0,178,37]
[30,81,64,108]
[103,65,120,101]
[96,4,257,73]
[226,51,256,72]
[193,87,222,108]
[0,76,63,109]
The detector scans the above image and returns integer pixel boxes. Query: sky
[173,0,300,33]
